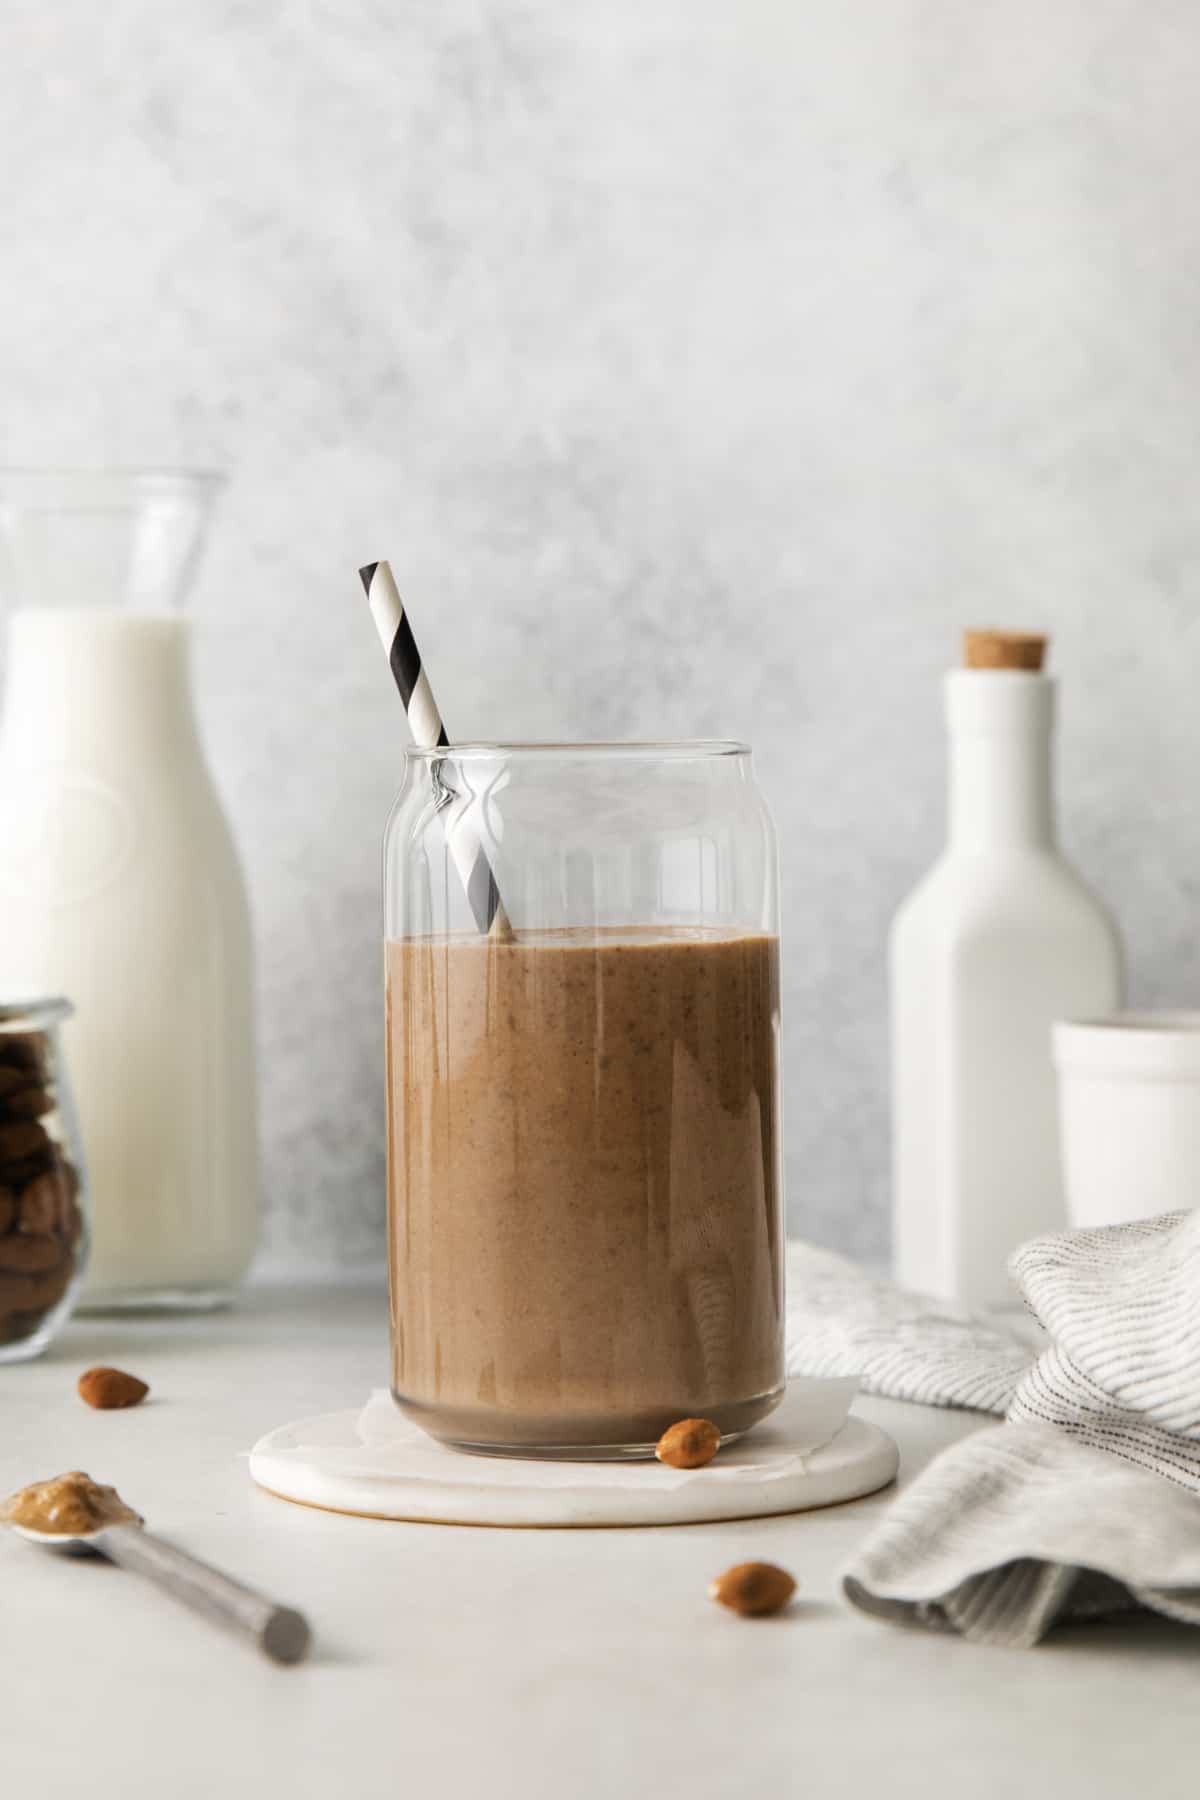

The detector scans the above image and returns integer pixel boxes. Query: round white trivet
[249,1379,898,1527]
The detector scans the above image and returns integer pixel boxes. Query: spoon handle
[97,1525,310,1664]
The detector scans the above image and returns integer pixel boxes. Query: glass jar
[0,997,89,1363]
[384,742,784,1458]
[0,471,258,1310]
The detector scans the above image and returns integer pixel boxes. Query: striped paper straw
[359,560,511,938]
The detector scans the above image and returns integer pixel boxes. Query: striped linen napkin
[786,1212,1200,1647]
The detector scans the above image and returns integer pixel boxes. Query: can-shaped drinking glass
[384,742,784,1458]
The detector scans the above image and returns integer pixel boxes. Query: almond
[0,1119,49,1161]
[3,1087,54,1120]
[0,1234,63,1273]
[0,1259,73,1314]
[655,1417,721,1469]
[17,1170,63,1236]
[2,1148,56,1190]
[78,1367,150,1410]
[709,1562,797,1617]
[61,1194,83,1248]
[0,1033,47,1073]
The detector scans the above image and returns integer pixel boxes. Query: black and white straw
[359,559,510,937]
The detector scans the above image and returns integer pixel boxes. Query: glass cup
[0,997,89,1363]
[384,741,784,1458]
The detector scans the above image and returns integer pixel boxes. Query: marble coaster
[248,1380,898,1527]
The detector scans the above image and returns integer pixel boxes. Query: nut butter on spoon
[1,1472,310,1665]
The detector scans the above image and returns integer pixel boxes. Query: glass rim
[0,996,74,1027]
[404,739,751,760]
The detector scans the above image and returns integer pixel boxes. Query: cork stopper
[963,629,1047,672]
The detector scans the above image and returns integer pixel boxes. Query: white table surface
[4,1280,1198,1800]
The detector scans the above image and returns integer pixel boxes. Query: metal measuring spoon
[5,1477,310,1665]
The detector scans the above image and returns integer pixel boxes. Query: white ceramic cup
[1053,1013,1200,1229]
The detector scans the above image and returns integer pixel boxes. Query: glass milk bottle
[890,632,1122,1311]
[0,470,258,1308]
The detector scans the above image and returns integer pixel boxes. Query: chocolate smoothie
[385,927,783,1454]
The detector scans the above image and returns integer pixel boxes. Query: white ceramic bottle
[0,471,258,1308]
[890,632,1122,1310]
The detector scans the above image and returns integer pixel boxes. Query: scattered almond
[655,1418,721,1469]
[709,1561,796,1617]
[77,1366,150,1410]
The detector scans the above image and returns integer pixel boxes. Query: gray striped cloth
[786,1212,1200,1647]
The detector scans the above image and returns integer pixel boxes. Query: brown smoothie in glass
[385,927,783,1454]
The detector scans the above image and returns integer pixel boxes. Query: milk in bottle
[0,471,258,1306]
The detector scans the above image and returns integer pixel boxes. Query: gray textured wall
[3,2,1199,1270]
